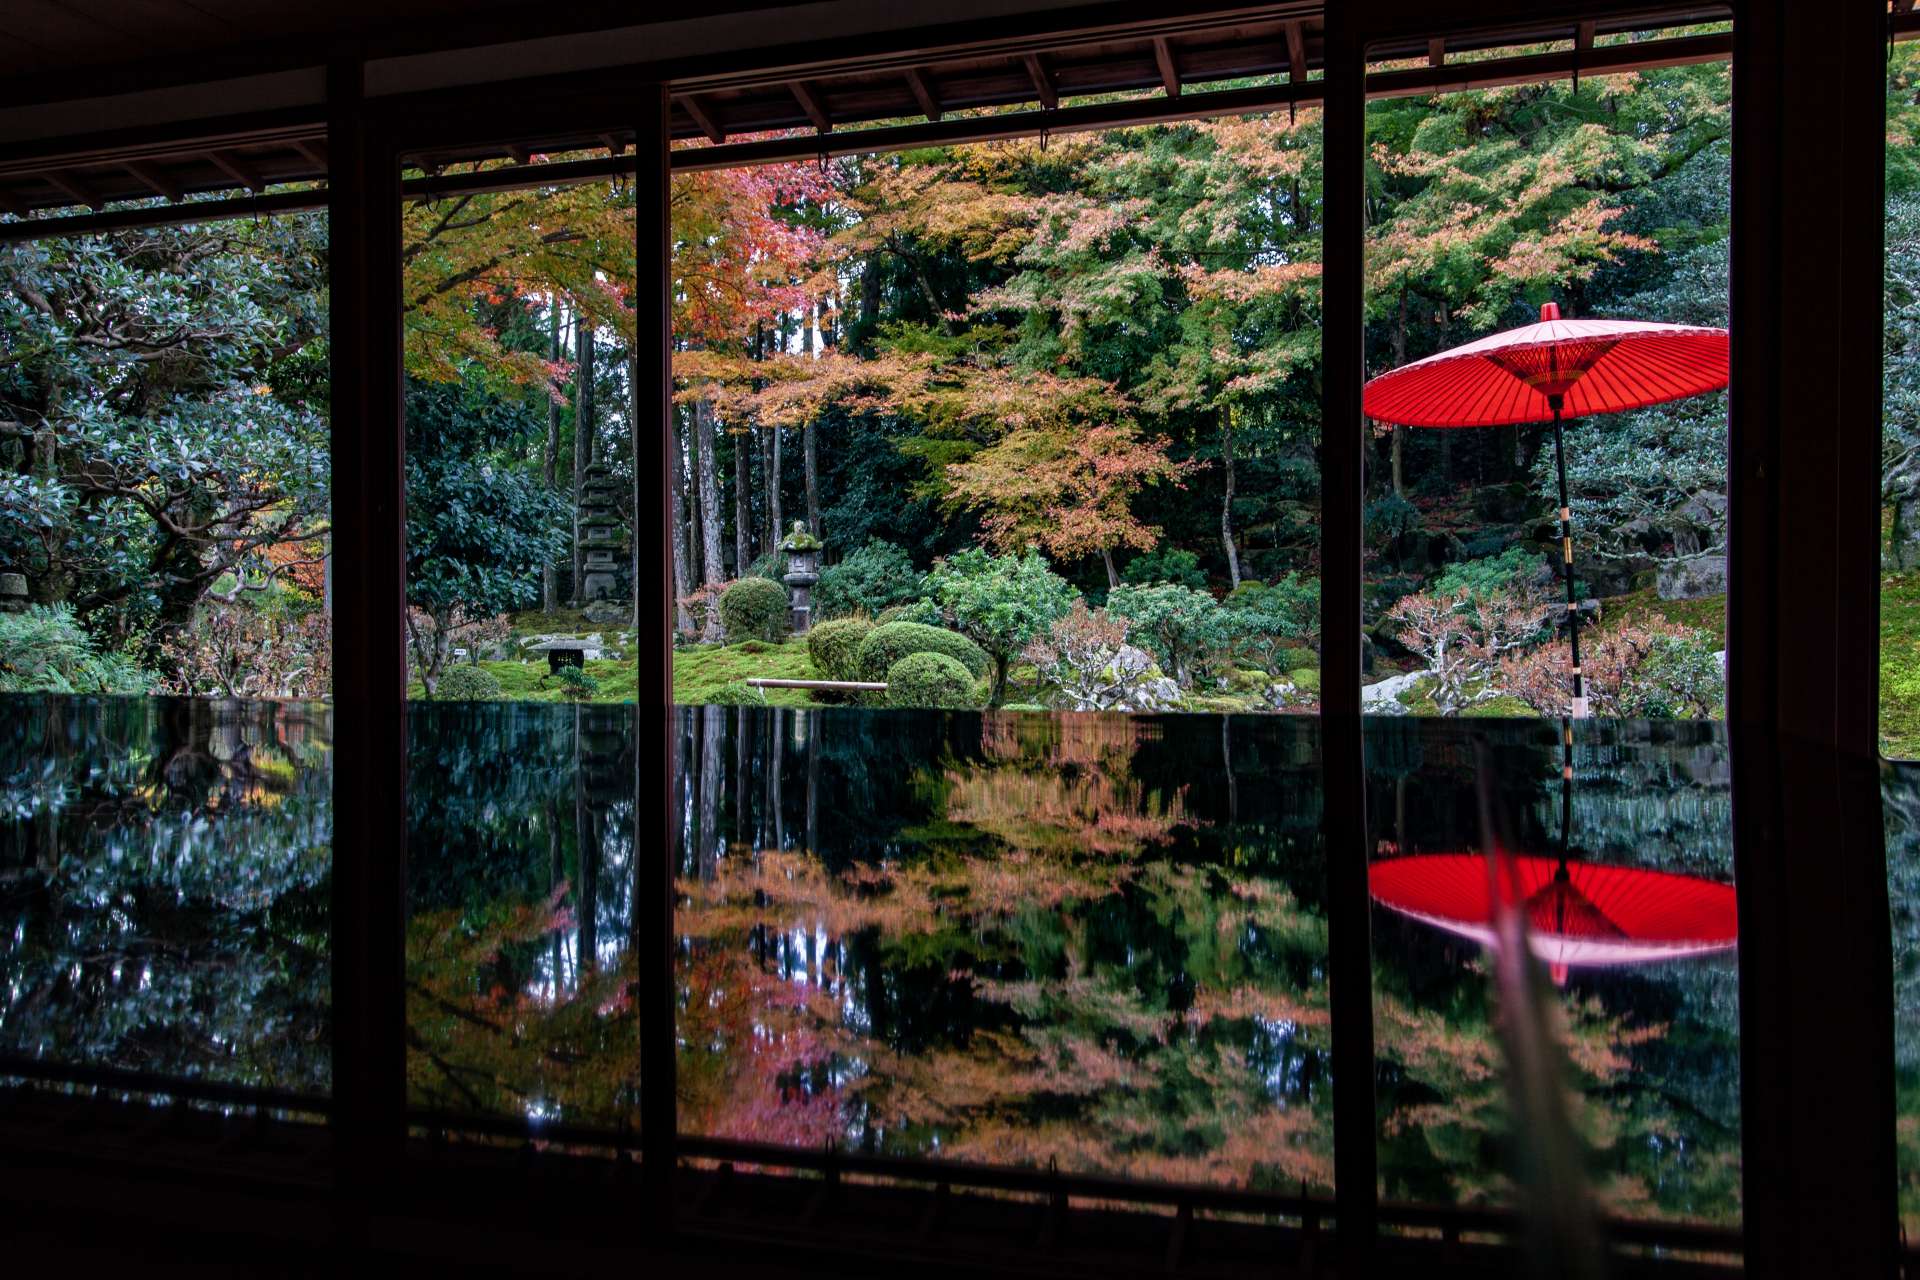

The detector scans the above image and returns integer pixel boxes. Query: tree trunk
[768,424,783,553]
[1220,403,1242,589]
[571,312,596,605]
[694,394,726,640]
[1101,546,1119,590]
[805,301,823,538]
[543,298,560,612]
[668,409,693,633]
[859,256,883,352]
[737,324,762,576]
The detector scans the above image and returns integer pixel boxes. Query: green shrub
[1621,631,1724,717]
[706,680,769,706]
[1275,645,1318,672]
[1224,574,1319,671]
[548,665,600,702]
[718,576,789,643]
[436,664,502,701]
[0,605,150,694]
[857,621,989,683]
[1107,582,1232,689]
[813,539,925,620]
[1433,546,1542,603]
[1122,546,1207,589]
[925,547,1077,705]
[884,652,981,709]
[876,597,942,626]
[806,617,874,683]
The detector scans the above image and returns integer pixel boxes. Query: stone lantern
[779,520,822,634]
[0,571,26,614]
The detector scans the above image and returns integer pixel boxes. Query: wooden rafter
[0,186,26,217]
[681,93,726,144]
[1152,37,1180,98]
[1427,38,1446,68]
[1577,20,1596,53]
[903,67,942,121]
[1022,52,1057,110]
[505,143,531,164]
[790,80,833,133]
[600,133,625,158]
[207,150,265,192]
[123,160,181,202]
[45,170,105,210]
[292,139,328,170]
[1286,20,1309,82]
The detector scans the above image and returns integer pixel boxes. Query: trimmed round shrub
[856,621,989,683]
[706,681,768,706]
[806,617,874,683]
[436,664,502,701]
[718,576,789,643]
[885,652,981,709]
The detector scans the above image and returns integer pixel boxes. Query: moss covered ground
[1883,573,1920,758]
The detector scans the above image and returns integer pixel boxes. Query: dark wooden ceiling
[0,2,1820,230]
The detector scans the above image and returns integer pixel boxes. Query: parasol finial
[1540,300,1562,322]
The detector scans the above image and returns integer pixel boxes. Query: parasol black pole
[1548,393,1586,730]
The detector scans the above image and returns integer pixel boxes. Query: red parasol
[1362,302,1728,719]
[1368,851,1738,986]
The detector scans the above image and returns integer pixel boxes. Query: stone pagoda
[576,462,627,604]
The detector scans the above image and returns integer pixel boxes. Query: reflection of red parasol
[1363,302,1729,721]
[1368,851,1738,986]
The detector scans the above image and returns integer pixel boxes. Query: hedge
[436,664,503,700]
[855,621,989,683]
[885,652,982,709]
[806,617,873,683]
[718,576,789,643]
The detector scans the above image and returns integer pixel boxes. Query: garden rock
[1362,671,1425,714]
[1656,554,1728,600]
[582,601,627,625]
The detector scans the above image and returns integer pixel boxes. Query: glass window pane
[1,211,333,1103]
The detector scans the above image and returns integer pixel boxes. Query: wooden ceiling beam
[1152,37,1180,97]
[790,80,833,133]
[207,150,265,193]
[1286,20,1309,82]
[600,133,625,157]
[123,160,181,202]
[0,186,27,217]
[903,67,942,121]
[292,139,328,170]
[1022,52,1058,110]
[45,170,105,211]
[505,143,531,164]
[680,94,727,144]
[1427,38,1446,68]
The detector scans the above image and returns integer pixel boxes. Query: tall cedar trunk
[571,313,596,604]
[1220,403,1242,588]
[1390,282,1408,499]
[805,300,823,538]
[761,314,787,557]
[694,394,725,640]
[769,425,783,551]
[860,256,882,350]
[735,324,761,576]
[1101,547,1120,590]
[542,299,560,612]
[668,408,693,632]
